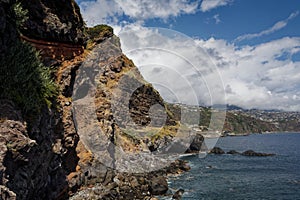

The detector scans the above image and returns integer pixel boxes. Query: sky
[76,0,300,111]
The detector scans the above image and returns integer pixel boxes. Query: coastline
[164,132,300,199]
[221,131,300,137]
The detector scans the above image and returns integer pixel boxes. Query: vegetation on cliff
[0,1,58,117]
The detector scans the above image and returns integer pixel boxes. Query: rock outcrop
[241,150,275,157]
[185,133,204,153]
[209,147,225,154]
[209,147,275,157]
[18,0,86,66]
[172,189,185,200]
[20,0,85,45]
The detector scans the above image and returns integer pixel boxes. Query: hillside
[168,103,300,135]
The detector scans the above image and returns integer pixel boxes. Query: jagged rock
[0,185,16,200]
[165,159,191,174]
[20,0,85,44]
[242,150,275,157]
[210,147,225,154]
[149,176,168,195]
[0,100,71,200]
[172,188,185,199]
[185,133,204,153]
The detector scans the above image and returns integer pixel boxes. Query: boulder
[149,176,168,195]
[185,133,204,153]
[172,188,185,199]
[166,159,191,174]
[209,147,225,154]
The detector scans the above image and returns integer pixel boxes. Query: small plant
[13,1,28,28]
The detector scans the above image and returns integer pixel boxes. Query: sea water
[164,133,300,200]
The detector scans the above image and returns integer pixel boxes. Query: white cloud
[78,0,200,26]
[118,25,300,111]
[213,14,221,24]
[79,0,122,25]
[200,0,232,12]
[115,0,199,20]
[235,11,299,42]
[119,25,226,106]
[197,36,300,111]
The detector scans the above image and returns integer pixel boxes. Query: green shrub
[86,24,113,39]
[0,39,58,116]
[13,2,28,28]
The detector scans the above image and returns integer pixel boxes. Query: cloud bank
[79,0,201,26]
[119,26,300,111]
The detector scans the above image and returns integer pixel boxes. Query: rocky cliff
[0,1,188,199]
[0,0,85,199]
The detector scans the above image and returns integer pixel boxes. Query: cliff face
[0,0,87,199]
[0,0,182,199]
[19,0,85,65]
[20,0,85,44]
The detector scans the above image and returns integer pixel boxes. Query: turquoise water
[166,133,300,200]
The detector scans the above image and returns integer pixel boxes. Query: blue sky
[76,0,300,111]
[146,0,299,41]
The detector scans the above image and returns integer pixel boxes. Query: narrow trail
[20,34,84,61]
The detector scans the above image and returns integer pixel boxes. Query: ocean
[164,133,300,200]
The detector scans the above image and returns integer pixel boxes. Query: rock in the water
[210,147,225,154]
[185,133,204,153]
[149,176,168,195]
[172,188,185,199]
[227,150,240,155]
[242,150,275,157]
[166,159,191,174]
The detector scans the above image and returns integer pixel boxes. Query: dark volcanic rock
[165,159,191,174]
[70,159,190,199]
[242,150,275,157]
[149,176,168,195]
[210,147,225,154]
[0,100,72,200]
[185,133,204,153]
[172,188,185,199]
[20,0,85,44]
